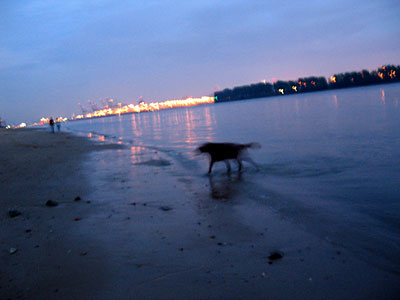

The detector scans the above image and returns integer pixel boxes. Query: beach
[0,128,123,299]
[1,127,399,300]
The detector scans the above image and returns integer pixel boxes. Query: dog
[197,142,261,174]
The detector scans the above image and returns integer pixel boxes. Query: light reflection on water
[333,95,338,108]
[103,106,217,148]
[130,146,147,164]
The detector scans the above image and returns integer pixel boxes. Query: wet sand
[1,128,399,299]
[0,128,123,299]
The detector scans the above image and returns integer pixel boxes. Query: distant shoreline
[214,80,400,104]
[68,81,399,123]
[215,64,400,103]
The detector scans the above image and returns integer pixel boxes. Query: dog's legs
[237,159,243,172]
[224,160,231,173]
[208,160,215,174]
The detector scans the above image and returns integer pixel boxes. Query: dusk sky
[1,0,400,124]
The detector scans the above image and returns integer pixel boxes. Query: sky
[1,0,400,124]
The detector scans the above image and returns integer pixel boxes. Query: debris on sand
[8,210,21,218]
[159,206,173,211]
[74,196,81,201]
[74,217,82,221]
[45,200,58,207]
[9,248,17,254]
[268,252,284,261]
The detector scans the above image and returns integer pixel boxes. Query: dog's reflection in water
[208,172,242,200]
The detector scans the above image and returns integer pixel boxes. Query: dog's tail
[244,142,261,149]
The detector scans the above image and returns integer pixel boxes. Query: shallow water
[66,83,400,274]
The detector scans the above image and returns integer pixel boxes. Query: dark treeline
[214,65,400,102]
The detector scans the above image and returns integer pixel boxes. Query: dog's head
[196,143,212,154]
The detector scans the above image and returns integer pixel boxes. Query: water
[66,83,400,274]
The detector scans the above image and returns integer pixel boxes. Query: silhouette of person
[56,120,61,132]
[49,118,55,133]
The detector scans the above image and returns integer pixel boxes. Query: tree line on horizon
[214,65,400,102]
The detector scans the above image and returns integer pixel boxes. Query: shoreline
[1,128,399,299]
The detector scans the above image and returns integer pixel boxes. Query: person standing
[56,120,61,132]
[49,118,55,133]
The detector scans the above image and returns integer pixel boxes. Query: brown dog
[197,142,261,174]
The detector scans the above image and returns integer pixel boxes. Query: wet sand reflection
[208,173,243,200]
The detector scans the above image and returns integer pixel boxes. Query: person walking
[49,118,55,133]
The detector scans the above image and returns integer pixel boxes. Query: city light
[73,96,215,121]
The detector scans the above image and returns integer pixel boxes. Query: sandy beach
[1,128,399,300]
[0,128,123,299]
